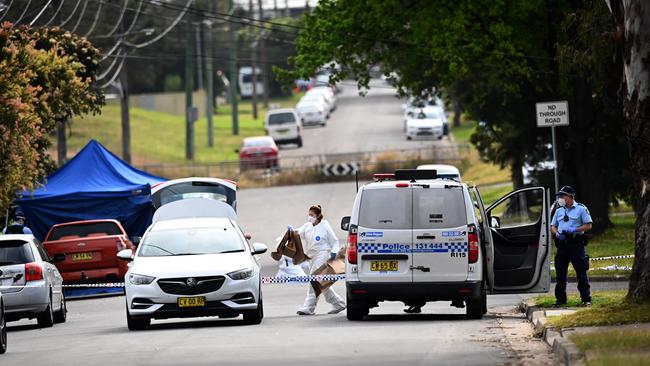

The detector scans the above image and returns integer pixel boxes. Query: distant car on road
[119,217,268,330]
[238,136,279,171]
[0,291,6,354]
[0,235,67,327]
[43,220,135,283]
[404,105,448,135]
[265,109,303,147]
[405,117,444,140]
[417,164,462,181]
[151,177,237,213]
[295,102,328,127]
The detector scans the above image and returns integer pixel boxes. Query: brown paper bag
[310,248,346,296]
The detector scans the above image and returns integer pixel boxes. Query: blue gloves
[556,232,566,240]
[565,227,577,234]
[287,225,293,232]
[330,253,337,260]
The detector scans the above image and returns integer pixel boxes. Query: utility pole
[204,14,215,147]
[56,120,67,166]
[285,0,289,17]
[119,57,131,163]
[229,0,239,135]
[195,23,204,90]
[249,0,258,120]
[258,0,269,108]
[185,20,196,160]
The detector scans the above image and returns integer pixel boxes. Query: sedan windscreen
[0,240,35,265]
[268,113,296,125]
[138,227,244,257]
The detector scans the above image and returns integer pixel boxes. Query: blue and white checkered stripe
[447,242,468,253]
[357,243,382,253]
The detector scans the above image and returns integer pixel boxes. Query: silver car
[0,235,67,327]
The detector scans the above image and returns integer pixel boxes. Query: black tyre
[37,295,54,328]
[346,300,368,321]
[126,304,150,331]
[54,294,67,324]
[0,301,7,355]
[296,136,303,148]
[243,295,263,325]
[466,296,483,320]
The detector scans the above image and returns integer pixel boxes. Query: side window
[489,189,544,228]
[35,241,50,262]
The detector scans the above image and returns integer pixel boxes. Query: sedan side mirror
[52,253,66,263]
[131,236,141,246]
[252,243,268,255]
[490,216,501,229]
[341,216,351,231]
[117,249,133,261]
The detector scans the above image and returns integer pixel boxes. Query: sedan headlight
[129,273,155,285]
[228,268,254,280]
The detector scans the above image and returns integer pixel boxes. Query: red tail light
[468,224,479,264]
[25,262,44,282]
[347,227,358,264]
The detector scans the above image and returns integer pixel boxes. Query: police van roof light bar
[394,169,437,182]
[373,173,395,182]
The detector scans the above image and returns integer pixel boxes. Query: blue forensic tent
[16,140,166,241]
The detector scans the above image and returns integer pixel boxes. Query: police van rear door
[411,184,469,282]
[484,187,551,294]
[356,186,413,283]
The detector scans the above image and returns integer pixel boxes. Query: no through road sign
[536,101,569,127]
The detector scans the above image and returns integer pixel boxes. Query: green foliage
[0,23,104,212]
[163,74,183,92]
[535,290,627,308]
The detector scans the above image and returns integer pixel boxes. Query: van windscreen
[268,113,295,125]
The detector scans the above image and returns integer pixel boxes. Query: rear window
[242,74,253,83]
[243,139,272,147]
[0,240,35,265]
[48,222,123,241]
[359,189,411,229]
[413,188,467,229]
[268,112,296,125]
[153,181,236,209]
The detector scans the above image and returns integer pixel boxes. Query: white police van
[340,170,551,320]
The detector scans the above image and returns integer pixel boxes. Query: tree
[278,0,630,234]
[0,23,104,212]
[607,0,650,300]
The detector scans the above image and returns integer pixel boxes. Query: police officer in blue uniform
[551,186,592,306]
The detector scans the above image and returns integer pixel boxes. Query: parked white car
[295,102,328,126]
[265,109,303,147]
[340,169,551,320]
[417,164,461,181]
[404,105,448,134]
[120,217,268,330]
[300,93,334,115]
[0,235,67,327]
[307,86,337,111]
[405,118,444,140]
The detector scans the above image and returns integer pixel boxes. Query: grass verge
[570,329,650,366]
[534,290,626,308]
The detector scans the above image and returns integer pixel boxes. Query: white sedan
[119,217,267,330]
[405,118,444,140]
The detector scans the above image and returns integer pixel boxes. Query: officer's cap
[556,186,575,197]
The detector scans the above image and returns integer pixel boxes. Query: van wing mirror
[490,216,501,228]
[341,216,351,231]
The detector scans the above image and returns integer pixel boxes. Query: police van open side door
[355,186,413,283]
[470,187,494,291]
[483,187,551,293]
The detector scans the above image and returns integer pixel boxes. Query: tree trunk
[120,62,131,164]
[56,120,67,166]
[511,156,524,190]
[453,100,462,127]
[608,0,650,301]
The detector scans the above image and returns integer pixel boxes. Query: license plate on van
[370,261,398,272]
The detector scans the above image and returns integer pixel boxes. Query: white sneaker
[297,310,315,315]
[328,304,346,314]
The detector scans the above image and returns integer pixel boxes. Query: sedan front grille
[157,276,225,295]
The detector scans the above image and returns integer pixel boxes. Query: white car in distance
[295,102,328,126]
[405,117,444,140]
[119,217,267,330]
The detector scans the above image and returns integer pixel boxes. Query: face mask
[557,198,566,207]
[308,216,317,224]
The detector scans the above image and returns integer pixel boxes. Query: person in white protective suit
[294,204,346,315]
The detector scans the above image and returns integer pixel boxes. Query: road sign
[536,101,569,127]
[321,163,359,176]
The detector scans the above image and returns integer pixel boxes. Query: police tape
[589,255,634,261]
[0,275,348,289]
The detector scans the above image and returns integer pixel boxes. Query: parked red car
[238,136,279,171]
[42,220,135,283]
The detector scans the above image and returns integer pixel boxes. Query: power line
[69,0,87,33]
[82,0,103,37]
[43,0,66,26]
[59,0,81,27]
[13,0,33,26]
[28,0,52,26]
[0,0,15,22]
[121,0,193,49]
[101,0,131,37]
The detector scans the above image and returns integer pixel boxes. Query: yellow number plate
[72,252,93,261]
[178,297,206,308]
[370,261,398,272]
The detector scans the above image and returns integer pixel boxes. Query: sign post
[535,101,569,195]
